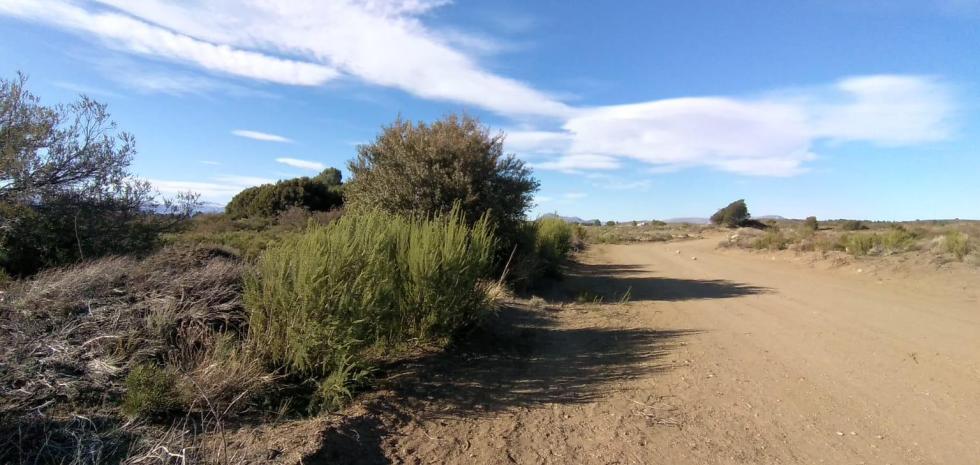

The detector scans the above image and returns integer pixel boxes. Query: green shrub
[167,210,344,260]
[225,171,344,219]
[244,207,496,409]
[535,218,574,276]
[880,227,918,252]
[752,229,791,251]
[507,218,577,288]
[840,220,867,231]
[803,216,818,231]
[170,229,288,261]
[840,233,877,256]
[943,231,971,260]
[122,363,181,418]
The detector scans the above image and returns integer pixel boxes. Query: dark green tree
[345,114,539,245]
[710,199,750,228]
[225,170,344,219]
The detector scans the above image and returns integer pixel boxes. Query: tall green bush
[244,207,496,409]
[535,218,574,276]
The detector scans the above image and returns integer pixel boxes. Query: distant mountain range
[664,217,710,224]
[537,213,596,224]
[196,202,225,214]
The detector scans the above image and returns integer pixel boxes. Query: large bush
[225,169,343,219]
[0,74,195,275]
[244,207,496,410]
[345,114,538,247]
[710,199,750,228]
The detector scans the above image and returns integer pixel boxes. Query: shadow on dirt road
[560,262,771,302]
[309,304,697,464]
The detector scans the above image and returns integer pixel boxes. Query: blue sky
[1,0,977,220]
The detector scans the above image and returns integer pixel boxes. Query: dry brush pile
[0,245,265,464]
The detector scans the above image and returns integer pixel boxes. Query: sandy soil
[308,233,980,464]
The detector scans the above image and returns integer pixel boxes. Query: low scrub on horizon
[720,219,978,263]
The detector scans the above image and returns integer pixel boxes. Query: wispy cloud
[511,75,954,176]
[276,157,325,171]
[0,0,569,117]
[51,80,123,98]
[0,0,338,85]
[151,174,276,203]
[232,130,292,143]
[596,179,652,191]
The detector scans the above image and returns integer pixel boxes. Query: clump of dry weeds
[0,245,269,464]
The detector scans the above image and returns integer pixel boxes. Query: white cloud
[213,175,275,186]
[0,2,956,177]
[151,174,276,203]
[1,0,571,117]
[232,130,293,143]
[276,158,326,171]
[511,75,954,176]
[810,75,953,145]
[0,0,338,85]
[531,154,621,173]
[598,179,652,191]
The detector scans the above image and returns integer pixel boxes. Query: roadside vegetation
[581,221,706,244]
[0,74,579,464]
[720,217,978,263]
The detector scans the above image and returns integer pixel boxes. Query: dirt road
[323,235,980,464]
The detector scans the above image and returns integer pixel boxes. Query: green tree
[345,114,538,245]
[0,74,195,275]
[710,199,750,228]
[803,216,818,231]
[225,169,344,219]
[313,167,342,187]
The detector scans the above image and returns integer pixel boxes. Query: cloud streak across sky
[232,130,293,143]
[0,0,957,178]
[513,75,954,176]
[276,158,326,171]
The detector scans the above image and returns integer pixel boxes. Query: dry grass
[0,245,257,464]
[583,222,708,244]
[719,220,978,263]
